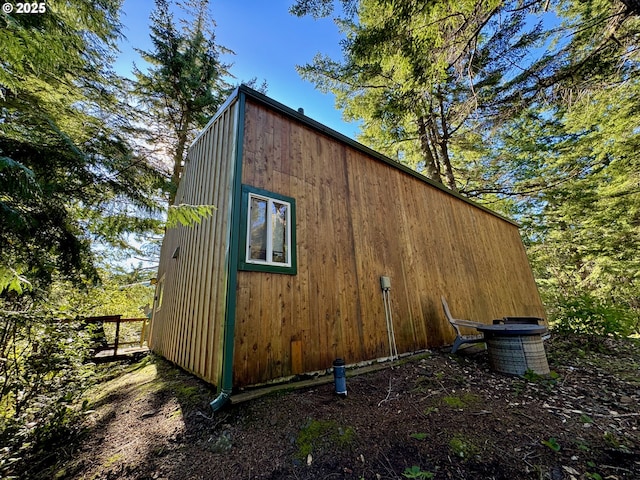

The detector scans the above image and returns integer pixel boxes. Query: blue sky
[115,0,360,138]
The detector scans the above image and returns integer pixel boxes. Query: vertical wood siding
[233,99,545,387]
[149,100,239,386]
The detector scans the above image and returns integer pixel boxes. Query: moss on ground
[295,418,356,460]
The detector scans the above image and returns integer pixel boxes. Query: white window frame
[245,192,292,268]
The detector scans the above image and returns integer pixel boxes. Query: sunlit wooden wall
[233,98,545,387]
[149,99,239,386]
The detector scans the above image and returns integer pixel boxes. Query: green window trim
[238,184,297,275]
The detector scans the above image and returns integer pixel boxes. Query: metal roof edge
[232,84,518,227]
[190,86,242,149]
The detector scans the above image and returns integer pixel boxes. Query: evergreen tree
[0,0,165,293]
[500,0,640,111]
[134,0,233,203]
[292,0,640,191]
[1,3,169,472]
[499,84,640,327]
[293,0,546,191]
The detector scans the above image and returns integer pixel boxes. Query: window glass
[249,197,267,260]
[272,202,287,263]
[247,194,290,265]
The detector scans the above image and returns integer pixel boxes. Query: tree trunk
[440,145,457,192]
[169,118,190,205]
[169,158,182,205]
[417,116,443,184]
[436,87,457,192]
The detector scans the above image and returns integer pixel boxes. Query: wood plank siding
[149,98,240,386]
[233,97,544,387]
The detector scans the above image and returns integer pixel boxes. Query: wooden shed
[149,85,545,409]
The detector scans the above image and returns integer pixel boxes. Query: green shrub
[0,309,96,479]
[551,294,635,340]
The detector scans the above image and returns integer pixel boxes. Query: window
[239,185,296,274]
[154,275,165,312]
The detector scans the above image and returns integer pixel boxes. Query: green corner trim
[219,91,246,395]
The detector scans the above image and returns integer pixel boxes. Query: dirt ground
[30,334,640,480]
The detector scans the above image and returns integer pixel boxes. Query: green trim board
[238,184,298,275]
[218,91,246,396]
